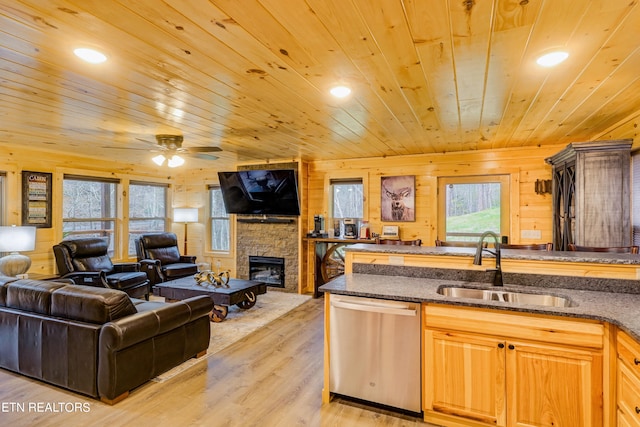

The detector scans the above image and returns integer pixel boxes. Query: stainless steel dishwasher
[329,294,421,413]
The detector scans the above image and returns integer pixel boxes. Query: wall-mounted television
[217,169,301,216]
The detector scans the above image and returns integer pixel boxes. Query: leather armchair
[135,232,199,286]
[53,237,150,300]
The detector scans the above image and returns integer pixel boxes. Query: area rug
[152,290,312,382]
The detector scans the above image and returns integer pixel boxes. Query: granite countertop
[319,273,640,342]
[344,243,640,265]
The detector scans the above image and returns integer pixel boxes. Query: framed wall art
[22,171,52,228]
[381,175,415,222]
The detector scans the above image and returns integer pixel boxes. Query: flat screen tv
[217,169,301,216]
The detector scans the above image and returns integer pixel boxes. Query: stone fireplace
[235,162,299,293]
[235,217,298,292]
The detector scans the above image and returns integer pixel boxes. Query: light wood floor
[0,297,433,427]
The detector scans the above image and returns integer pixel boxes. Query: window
[63,175,118,255]
[128,181,168,256]
[437,175,509,242]
[331,179,363,219]
[0,172,5,225]
[209,185,230,251]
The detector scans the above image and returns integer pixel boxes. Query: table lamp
[174,208,198,255]
[0,226,37,277]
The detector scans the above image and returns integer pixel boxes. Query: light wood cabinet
[423,304,604,427]
[545,139,632,250]
[505,339,602,427]
[426,330,506,425]
[617,330,640,426]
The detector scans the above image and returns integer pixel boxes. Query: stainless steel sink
[438,287,573,307]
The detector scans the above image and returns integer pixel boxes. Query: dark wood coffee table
[155,277,267,322]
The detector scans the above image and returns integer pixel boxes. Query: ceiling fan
[136,134,222,167]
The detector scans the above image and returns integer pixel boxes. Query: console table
[303,237,376,297]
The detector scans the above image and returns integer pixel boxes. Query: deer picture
[382,179,414,221]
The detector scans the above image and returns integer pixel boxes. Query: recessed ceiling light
[74,48,107,64]
[536,51,569,67]
[330,85,351,98]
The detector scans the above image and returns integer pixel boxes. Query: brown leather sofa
[135,232,199,285]
[0,276,213,404]
[53,237,151,300]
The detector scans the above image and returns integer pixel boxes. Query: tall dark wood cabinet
[545,139,632,251]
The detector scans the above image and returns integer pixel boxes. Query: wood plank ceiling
[0,0,639,170]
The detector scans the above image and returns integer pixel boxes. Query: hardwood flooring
[0,297,432,427]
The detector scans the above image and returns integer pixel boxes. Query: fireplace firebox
[249,256,285,288]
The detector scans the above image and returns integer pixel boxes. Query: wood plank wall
[302,144,565,293]
[1,143,572,294]
[0,146,176,276]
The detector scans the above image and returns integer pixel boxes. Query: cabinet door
[505,340,603,427]
[618,330,640,426]
[424,330,506,426]
[618,363,640,427]
[551,161,576,251]
[576,148,630,246]
[619,410,639,427]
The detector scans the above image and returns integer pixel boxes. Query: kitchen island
[319,244,640,427]
[320,272,640,339]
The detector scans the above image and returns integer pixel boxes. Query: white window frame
[0,172,5,226]
[209,185,230,252]
[437,175,510,242]
[330,178,365,220]
[62,174,119,255]
[128,181,169,256]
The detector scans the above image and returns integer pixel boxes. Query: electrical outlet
[521,230,542,239]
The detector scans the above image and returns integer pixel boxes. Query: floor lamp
[174,208,198,255]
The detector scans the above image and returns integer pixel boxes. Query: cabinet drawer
[618,362,640,426]
[619,330,640,377]
[423,303,604,348]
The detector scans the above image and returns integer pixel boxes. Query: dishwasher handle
[330,299,417,316]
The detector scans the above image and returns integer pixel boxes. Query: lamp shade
[174,208,198,223]
[0,226,36,252]
[0,226,36,277]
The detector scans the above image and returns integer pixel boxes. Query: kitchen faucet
[473,231,503,287]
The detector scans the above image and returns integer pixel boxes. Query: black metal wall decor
[535,179,552,194]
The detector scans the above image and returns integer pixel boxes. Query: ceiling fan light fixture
[74,48,107,64]
[536,51,569,67]
[330,85,351,98]
[167,154,185,168]
[152,154,166,166]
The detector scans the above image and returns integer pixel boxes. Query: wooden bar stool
[377,238,422,246]
[435,240,482,248]
[567,244,638,254]
[501,243,553,251]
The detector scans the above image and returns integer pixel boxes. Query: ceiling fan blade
[189,153,219,161]
[184,146,223,153]
[102,145,157,151]
[135,138,168,150]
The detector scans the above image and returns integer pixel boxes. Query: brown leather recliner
[135,232,199,285]
[53,237,150,300]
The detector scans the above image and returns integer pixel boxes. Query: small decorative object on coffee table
[194,270,230,287]
[155,276,267,322]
